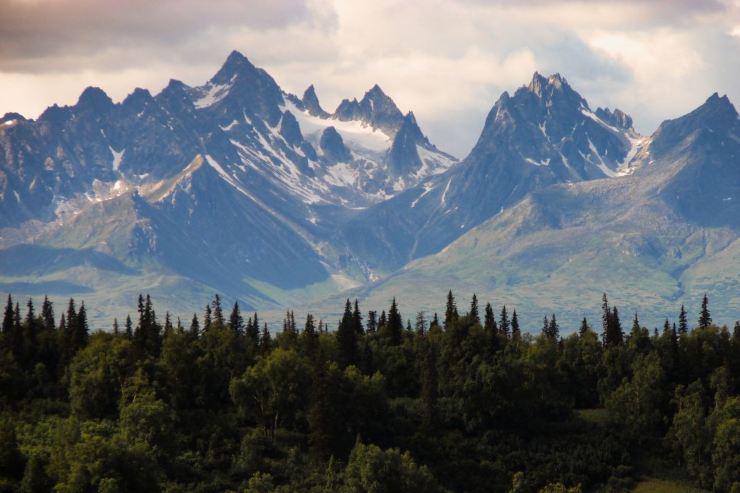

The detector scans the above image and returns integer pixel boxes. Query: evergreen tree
[259,323,272,355]
[378,310,387,333]
[469,294,479,324]
[444,290,458,330]
[678,304,689,336]
[366,311,377,333]
[164,312,173,336]
[511,310,520,339]
[302,313,319,360]
[499,306,510,337]
[113,318,119,335]
[698,294,712,329]
[430,312,440,331]
[228,301,244,334]
[246,313,260,346]
[212,294,224,327]
[484,303,497,335]
[352,300,364,335]
[415,311,426,336]
[75,302,89,349]
[580,317,589,336]
[203,304,212,331]
[384,298,404,346]
[125,315,133,338]
[2,294,13,334]
[601,293,610,343]
[545,314,559,340]
[542,315,550,337]
[189,313,200,337]
[41,296,55,331]
[336,299,358,367]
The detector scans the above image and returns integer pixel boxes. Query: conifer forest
[0,291,738,493]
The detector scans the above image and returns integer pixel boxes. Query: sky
[0,0,738,157]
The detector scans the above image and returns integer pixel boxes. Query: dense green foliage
[0,292,738,492]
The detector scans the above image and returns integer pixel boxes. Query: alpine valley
[0,51,738,328]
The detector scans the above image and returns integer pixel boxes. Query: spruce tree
[678,304,688,336]
[699,294,712,329]
[385,298,403,346]
[246,313,260,345]
[352,300,364,335]
[444,290,458,330]
[212,294,224,327]
[545,314,559,340]
[366,311,377,333]
[259,323,272,355]
[579,317,589,336]
[203,304,212,331]
[415,311,426,336]
[430,312,440,331]
[189,313,200,337]
[164,312,173,336]
[2,294,13,334]
[229,301,244,334]
[469,294,479,324]
[75,302,89,349]
[41,296,55,331]
[484,303,496,335]
[336,299,357,367]
[125,315,133,338]
[113,318,120,335]
[601,293,610,343]
[499,306,510,337]
[511,310,520,340]
[302,313,319,360]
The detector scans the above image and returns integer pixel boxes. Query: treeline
[0,291,738,492]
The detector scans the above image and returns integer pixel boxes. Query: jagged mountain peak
[302,84,328,117]
[75,86,115,113]
[215,50,256,79]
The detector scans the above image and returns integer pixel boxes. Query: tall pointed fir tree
[579,317,590,336]
[385,298,404,346]
[336,299,357,367]
[229,302,244,334]
[2,294,13,334]
[511,310,520,339]
[113,318,120,335]
[366,311,377,334]
[415,312,426,336]
[352,300,364,335]
[699,294,712,329]
[444,290,458,330]
[469,294,479,324]
[499,306,510,338]
[246,313,260,347]
[212,294,224,327]
[125,315,133,339]
[41,296,55,331]
[259,323,272,355]
[189,313,200,337]
[203,304,212,331]
[678,304,689,336]
[302,313,319,361]
[484,303,497,335]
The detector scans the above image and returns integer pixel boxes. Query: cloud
[0,0,738,156]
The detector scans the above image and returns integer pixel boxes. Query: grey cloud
[0,0,318,72]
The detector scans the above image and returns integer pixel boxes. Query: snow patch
[194,75,236,109]
[110,146,125,171]
[220,120,239,131]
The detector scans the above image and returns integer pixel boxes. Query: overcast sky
[1,0,738,156]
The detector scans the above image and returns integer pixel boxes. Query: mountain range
[0,50,737,328]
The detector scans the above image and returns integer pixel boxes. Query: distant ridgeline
[1,290,738,492]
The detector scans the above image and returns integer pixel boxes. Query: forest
[0,291,738,493]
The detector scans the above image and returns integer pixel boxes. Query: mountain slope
[340,73,643,274]
[0,51,457,322]
[353,93,739,328]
